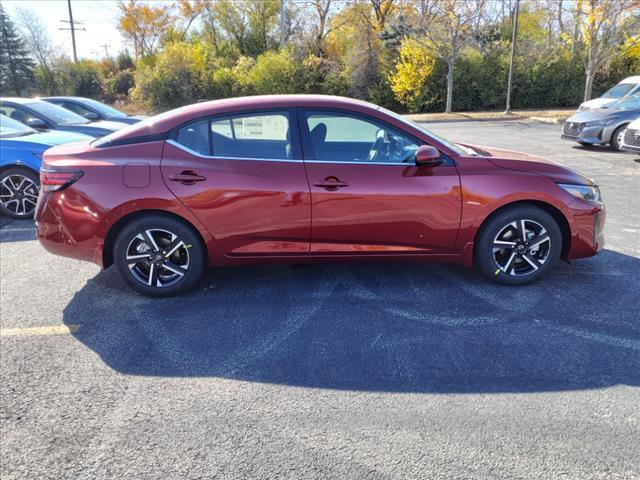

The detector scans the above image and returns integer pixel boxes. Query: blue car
[43,96,147,125]
[0,97,128,138]
[0,115,91,218]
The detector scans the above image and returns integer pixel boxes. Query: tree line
[1,0,639,114]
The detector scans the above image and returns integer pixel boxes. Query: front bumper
[565,199,605,260]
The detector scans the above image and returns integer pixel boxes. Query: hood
[578,98,616,111]
[1,131,92,152]
[627,118,640,130]
[566,108,622,123]
[463,144,597,186]
[90,120,130,130]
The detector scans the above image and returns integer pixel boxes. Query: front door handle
[168,170,207,185]
[314,177,349,190]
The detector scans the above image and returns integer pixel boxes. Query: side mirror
[26,117,47,129]
[415,145,441,166]
[84,112,99,121]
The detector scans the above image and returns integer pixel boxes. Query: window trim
[297,107,453,166]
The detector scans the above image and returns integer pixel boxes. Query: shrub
[132,42,208,110]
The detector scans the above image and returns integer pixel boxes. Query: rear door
[300,109,462,254]
[161,109,311,255]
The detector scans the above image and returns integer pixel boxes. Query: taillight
[40,169,84,192]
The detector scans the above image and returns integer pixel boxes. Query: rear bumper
[35,190,105,266]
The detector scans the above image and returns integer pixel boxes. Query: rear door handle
[314,177,349,190]
[168,170,207,184]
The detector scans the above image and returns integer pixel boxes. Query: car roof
[0,97,39,105]
[97,95,386,141]
[621,76,640,84]
[42,96,90,102]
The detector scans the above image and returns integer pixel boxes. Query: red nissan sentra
[35,95,605,296]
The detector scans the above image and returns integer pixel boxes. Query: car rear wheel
[610,124,628,151]
[113,215,205,297]
[0,167,40,219]
[476,206,562,285]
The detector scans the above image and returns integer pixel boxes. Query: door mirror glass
[415,145,441,166]
[26,117,47,129]
[84,112,100,121]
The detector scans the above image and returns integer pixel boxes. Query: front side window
[304,111,418,164]
[211,112,290,159]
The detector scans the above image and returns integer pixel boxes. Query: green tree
[0,4,35,95]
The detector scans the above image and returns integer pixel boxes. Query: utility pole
[504,0,520,114]
[100,43,111,59]
[59,0,84,62]
[279,0,286,49]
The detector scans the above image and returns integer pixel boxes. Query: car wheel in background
[610,124,628,151]
[0,167,40,219]
[113,215,205,297]
[476,205,562,285]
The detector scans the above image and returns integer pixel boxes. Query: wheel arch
[474,200,571,262]
[0,163,39,175]
[102,209,208,268]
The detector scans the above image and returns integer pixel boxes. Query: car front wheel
[113,215,205,296]
[476,206,562,285]
[610,124,628,151]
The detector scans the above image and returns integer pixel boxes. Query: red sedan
[35,95,605,296]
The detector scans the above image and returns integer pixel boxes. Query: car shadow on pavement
[62,249,640,393]
[0,218,36,243]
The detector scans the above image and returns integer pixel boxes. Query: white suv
[578,76,640,112]
[620,117,640,154]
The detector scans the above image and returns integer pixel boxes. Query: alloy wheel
[126,229,190,288]
[0,174,39,217]
[492,219,551,277]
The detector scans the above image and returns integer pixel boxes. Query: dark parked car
[562,93,640,150]
[36,95,605,296]
[43,96,146,125]
[0,98,128,138]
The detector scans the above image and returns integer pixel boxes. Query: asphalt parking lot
[1,119,639,479]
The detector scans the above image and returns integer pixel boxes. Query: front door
[161,110,311,255]
[300,110,461,254]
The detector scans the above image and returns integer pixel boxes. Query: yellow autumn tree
[389,37,434,112]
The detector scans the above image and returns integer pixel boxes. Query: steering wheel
[368,129,387,162]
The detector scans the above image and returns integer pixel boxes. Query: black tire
[113,214,205,297]
[0,167,40,219]
[475,205,562,286]
[609,124,628,151]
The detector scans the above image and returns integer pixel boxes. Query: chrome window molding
[166,139,417,167]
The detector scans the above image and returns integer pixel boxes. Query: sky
[3,0,139,60]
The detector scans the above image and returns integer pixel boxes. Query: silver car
[562,93,640,150]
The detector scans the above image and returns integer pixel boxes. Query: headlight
[584,119,614,128]
[558,183,602,203]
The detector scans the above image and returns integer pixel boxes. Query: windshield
[379,107,467,155]
[28,101,89,125]
[0,115,36,138]
[80,98,125,118]
[601,83,635,99]
[608,93,640,110]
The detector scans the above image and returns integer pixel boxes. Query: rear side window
[210,112,291,159]
[175,120,209,155]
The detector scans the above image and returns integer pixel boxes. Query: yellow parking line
[0,324,81,337]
